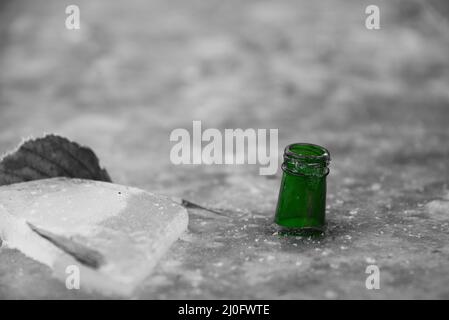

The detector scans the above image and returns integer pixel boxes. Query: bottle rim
[282,143,330,176]
[284,143,330,163]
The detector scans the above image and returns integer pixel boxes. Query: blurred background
[0,0,448,299]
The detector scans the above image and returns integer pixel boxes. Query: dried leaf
[0,134,111,186]
[179,198,230,218]
[27,222,105,269]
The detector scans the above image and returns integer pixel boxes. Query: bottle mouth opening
[285,143,330,162]
[282,143,330,176]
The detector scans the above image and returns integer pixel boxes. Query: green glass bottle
[275,143,330,234]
